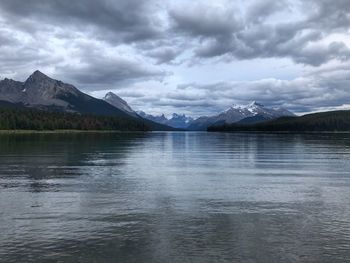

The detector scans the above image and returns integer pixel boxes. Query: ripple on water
[1,132,350,262]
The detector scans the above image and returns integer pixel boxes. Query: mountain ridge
[0,71,176,131]
[188,102,295,130]
[137,111,194,129]
[135,102,294,130]
[208,110,350,132]
[0,71,295,131]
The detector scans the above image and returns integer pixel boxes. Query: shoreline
[0,130,148,134]
[207,130,350,134]
[1,129,350,135]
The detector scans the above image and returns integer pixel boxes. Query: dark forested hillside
[208,110,350,132]
[0,107,148,131]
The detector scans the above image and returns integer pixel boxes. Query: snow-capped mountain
[188,101,295,130]
[137,102,293,130]
[167,113,194,129]
[137,111,168,124]
[137,111,194,129]
[103,92,138,117]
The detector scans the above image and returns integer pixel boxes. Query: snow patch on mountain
[188,101,295,130]
[137,111,194,129]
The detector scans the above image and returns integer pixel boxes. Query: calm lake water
[1,132,350,263]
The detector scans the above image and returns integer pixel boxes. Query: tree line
[208,110,350,132]
[0,108,149,131]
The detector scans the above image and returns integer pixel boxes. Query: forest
[208,110,350,132]
[0,107,148,131]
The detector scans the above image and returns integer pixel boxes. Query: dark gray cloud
[170,5,241,37]
[170,0,350,66]
[192,26,350,67]
[54,43,167,90]
[246,0,288,24]
[146,47,180,65]
[56,58,165,90]
[306,0,350,30]
[0,29,18,47]
[0,0,160,43]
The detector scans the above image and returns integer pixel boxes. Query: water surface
[1,132,350,262]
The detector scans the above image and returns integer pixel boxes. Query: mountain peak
[26,70,52,83]
[172,113,183,118]
[104,91,117,99]
[248,101,264,107]
[32,70,47,78]
[104,92,127,103]
[103,91,134,114]
[103,91,126,104]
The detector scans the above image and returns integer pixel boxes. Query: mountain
[0,71,176,131]
[167,113,194,129]
[137,111,168,124]
[236,115,270,124]
[103,92,138,117]
[0,70,130,117]
[188,101,295,131]
[137,111,194,129]
[208,110,350,132]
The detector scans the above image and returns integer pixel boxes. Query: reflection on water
[1,132,350,262]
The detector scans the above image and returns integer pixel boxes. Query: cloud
[166,64,350,115]
[1,0,349,71]
[0,0,161,44]
[0,29,18,47]
[246,0,288,24]
[54,44,167,90]
[0,0,349,115]
[146,47,181,65]
[169,3,242,37]
[169,0,350,66]
[305,0,350,30]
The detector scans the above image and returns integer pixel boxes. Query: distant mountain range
[133,102,295,130]
[0,71,175,131]
[208,110,350,132]
[187,102,295,130]
[0,70,298,132]
[101,91,194,129]
[137,111,194,129]
[102,92,194,129]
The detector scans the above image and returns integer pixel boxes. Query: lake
[1,132,350,262]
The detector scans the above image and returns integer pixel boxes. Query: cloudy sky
[0,0,350,116]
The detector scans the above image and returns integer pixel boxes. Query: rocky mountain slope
[0,71,129,116]
[103,92,138,117]
[0,71,175,131]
